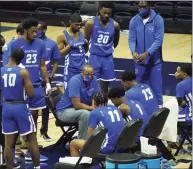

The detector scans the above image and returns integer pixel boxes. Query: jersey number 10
[2,73,16,87]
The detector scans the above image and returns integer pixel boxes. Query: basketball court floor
[1,22,192,169]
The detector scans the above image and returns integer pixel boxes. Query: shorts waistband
[2,99,26,104]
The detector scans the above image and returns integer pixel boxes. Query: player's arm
[50,60,58,78]
[114,21,120,48]
[84,19,94,42]
[176,83,187,108]
[56,33,70,57]
[40,59,49,84]
[118,104,130,118]
[20,68,34,97]
[87,111,98,137]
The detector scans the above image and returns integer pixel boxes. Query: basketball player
[10,17,49,161]
[121,71,159,116]
[129,1,164,107]
[1,49,40,169]
[175,63,192,122]
[2,24,24,66]
[70,92,125,156]
[84,2,120,94]
[108,86,150,138]
[57,13,88,88]
[37,21,60,141]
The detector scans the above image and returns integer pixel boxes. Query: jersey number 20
[2,73,16,87]
[108,110,121,122]
[97,34,109,44]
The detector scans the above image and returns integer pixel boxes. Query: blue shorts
[88,54,116,81]
[63,70,80,89]
[28,86,46,110]
[178,107,192,122]
[2,102,36,136]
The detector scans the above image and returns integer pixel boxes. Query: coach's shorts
[28,86,46,110]
[2,102,36,136]
[88,54,116,81]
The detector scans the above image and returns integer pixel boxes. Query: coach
[128,1,164,107]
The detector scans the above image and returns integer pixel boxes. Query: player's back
[89,17,115,56]
[126,99,150,137]
[95,105,125,153]
[1,66,25,101]
[11,37,45,84]
[177,77,192,114]
[125,84,159,116]
[63,30,86,73]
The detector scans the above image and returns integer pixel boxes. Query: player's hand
[46,83,51,94]
[137,52,149,62]
[2,43,7,52]
[132,52,139,63]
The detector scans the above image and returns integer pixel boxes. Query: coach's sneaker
[25,150,48,162]
[41,133,51,142]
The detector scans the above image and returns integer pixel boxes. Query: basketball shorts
[28,85,46,110]
[2,102,36,136]
[178,107,192,122]
[88,54,116,81]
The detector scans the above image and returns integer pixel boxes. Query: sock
[34,166,40,169]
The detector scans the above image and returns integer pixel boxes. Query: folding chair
[174,121,192,156]
[94,119,143,167]
[54,127,107,169]
[139,107,176,161]
[45,87,78,152]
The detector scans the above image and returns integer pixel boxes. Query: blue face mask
[36,30,43,38]
[139,8,149,18]
[83,75,93,85]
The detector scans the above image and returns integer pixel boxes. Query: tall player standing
[84,2,120,94]
[10,18,50,161]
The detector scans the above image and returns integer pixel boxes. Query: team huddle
[0,1,192,169]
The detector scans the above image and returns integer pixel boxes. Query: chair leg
[51,134,65,152]
[157,140,176,161]
[174,136,186,156]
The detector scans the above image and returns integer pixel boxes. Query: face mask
[139,8,149,18]
[83,75,93,85]
[36,30,43,38]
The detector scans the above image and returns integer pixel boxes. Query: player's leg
[4,134,18,169]
[25,133,40,167]
[135,64,149,84]
[70,139,86,157]
[101,55,116,94]
[88,54,101,80]
[149,63,163,106]
[57,108,89,139]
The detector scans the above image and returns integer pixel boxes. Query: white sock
[34,166,40,169]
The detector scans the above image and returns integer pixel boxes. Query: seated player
[56,64,100,139]
[70,92,125,156]
[121,71,159,116]
[175,63,192,122]
[108,86,150,138]
[1,49,40,169]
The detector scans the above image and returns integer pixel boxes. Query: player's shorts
[28,85,46,110]
[88,54,116,81]
[2,102,36,136]
[63,70,80,89]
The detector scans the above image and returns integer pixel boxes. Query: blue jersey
[56,74,100,112]
[89,17,115,57]
[1,66,25,101]
[42,36,60,75]
[64,30,86,73]
[2,38,15,66]
[89,105,125,153]
[10,37,46,84]
[125,84,159,116]
[176,77,192,119]
[126,100,150,137]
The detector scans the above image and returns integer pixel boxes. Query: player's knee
[70,139,79,149]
